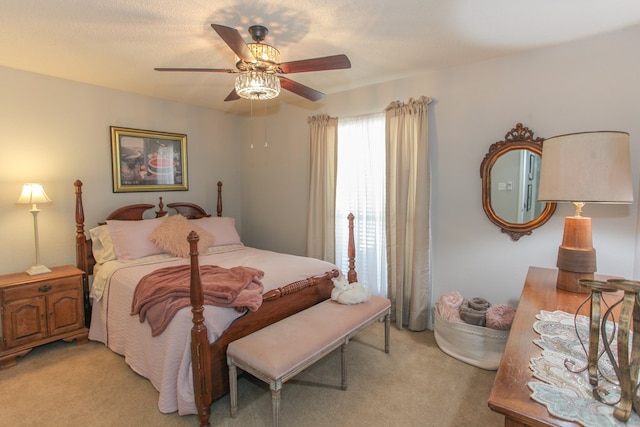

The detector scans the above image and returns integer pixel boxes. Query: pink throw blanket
[131,264,264,336]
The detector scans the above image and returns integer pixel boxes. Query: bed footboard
[262,269,339,301]
[189,214,358,426]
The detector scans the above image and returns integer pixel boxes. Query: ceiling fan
[155,24,351,102]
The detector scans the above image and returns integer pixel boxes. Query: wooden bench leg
[271,379,282,427]
[384,312,391,354]
[228,361,238,418]
[341,340,348,390]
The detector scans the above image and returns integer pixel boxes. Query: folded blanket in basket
[437,291,464,323]
[131,264,264,336]
[485,304,516,330]
[459,297,491,326]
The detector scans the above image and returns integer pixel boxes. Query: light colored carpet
[0,322,504,426]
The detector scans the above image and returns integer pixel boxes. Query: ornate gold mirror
[480,123,556,240]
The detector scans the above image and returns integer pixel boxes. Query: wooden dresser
[488,266,618,427]
[0,265,88,369]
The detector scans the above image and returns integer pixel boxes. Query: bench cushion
[227,295,390,379]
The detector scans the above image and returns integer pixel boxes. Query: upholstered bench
[227,295,391,426]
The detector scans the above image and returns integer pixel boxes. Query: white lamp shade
[538,131,633,204]
[16,183,52,205]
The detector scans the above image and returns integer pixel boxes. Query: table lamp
[538,131,633,293]
[16,183,52,275]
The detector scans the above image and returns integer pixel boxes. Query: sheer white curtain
[306,114,338,262]
[386,96,432,331]
[335,113,387,296]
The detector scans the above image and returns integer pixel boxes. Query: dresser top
[488,266,619,426]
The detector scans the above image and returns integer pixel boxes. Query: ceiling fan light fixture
[235,71,281,100]
[157,24,350,102]
[248,43,280,64]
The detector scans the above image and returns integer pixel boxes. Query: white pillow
[106,217,165,260]
[89,225,117,264]
[191,217,242,246]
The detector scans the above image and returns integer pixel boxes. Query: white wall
[1,24,638,314]
[0,66,242,275]
[241,25,640,309]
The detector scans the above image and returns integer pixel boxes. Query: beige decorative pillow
[150,214,214,258]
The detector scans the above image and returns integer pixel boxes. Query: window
[335,113,387,296]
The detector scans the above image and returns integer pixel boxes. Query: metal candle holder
[575,278,640,422]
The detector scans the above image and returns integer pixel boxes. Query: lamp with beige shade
[538,131,633,293]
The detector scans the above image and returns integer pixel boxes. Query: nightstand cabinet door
[3,297,48,348]
[47,287,84,336]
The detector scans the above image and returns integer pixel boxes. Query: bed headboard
[74,179,223,280]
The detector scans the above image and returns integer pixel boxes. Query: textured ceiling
[2,0,640,114]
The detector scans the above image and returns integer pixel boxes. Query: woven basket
[434,304,509,370]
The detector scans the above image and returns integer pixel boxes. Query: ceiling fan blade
[154,67,233,73]
[211,24,256,63]
[224,88,240,102]
[278,76,324,101]
[279,54,351,74]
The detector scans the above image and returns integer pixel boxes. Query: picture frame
[110,126,188,192]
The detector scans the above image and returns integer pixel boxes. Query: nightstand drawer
[2,275,82,302]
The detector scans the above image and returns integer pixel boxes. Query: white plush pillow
[150,214,214,258]
[191,216,242,247]
[106,217,166,260]
[89,225,117,264]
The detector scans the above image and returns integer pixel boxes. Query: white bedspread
[88,245,339,415]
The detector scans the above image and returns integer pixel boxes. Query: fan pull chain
[264,102,268,148]
[250,99,254,149]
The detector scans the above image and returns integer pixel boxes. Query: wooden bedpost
[188,231,212,427]
[74,180,87,274]
[347,213,358,283]
[216,181,223,217]
[156,196,167,217]
[74,180,91,326]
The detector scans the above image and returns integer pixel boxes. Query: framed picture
[110,126,188,192]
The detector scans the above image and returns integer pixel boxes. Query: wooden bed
[73,179,356,427]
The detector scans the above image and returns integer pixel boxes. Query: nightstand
[0,265,88,369]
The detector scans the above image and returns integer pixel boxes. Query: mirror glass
[490,149,546,223]
[480,123,556,240]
